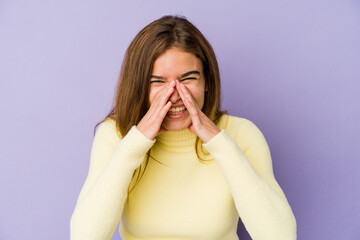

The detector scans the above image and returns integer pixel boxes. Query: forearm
[234,179,297,239]
[70,126,155,240]
[203,129,297,239]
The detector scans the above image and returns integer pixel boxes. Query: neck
[156,127,197,147]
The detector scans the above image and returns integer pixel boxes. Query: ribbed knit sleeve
[202,118,297,239]
[70,120,155,240]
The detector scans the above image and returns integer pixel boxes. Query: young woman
[70,15,297,240]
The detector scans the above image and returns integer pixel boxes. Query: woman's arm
[70,119,155,240]
[202,118,297,240]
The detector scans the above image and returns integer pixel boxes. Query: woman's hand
[175,80,221,143]
[136,81,175,140]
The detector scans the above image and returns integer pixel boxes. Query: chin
[162,117,192,131]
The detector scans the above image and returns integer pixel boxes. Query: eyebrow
[150,70,200,80]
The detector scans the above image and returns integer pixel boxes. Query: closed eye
[150,78,197,84]
[150,80,165,84]
[180,77,197,82]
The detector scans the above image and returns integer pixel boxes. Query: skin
[136,47,221,143]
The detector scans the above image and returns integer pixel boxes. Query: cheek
[187,86,205,105]
[148,88,159,106]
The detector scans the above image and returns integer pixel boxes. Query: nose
[169,84,181,104]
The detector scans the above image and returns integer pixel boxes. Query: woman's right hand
[136,80,175,140]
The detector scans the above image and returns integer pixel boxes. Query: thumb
[158,126,169,135]
[188,124,196,134]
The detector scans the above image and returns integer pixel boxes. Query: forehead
[152,48,202,75]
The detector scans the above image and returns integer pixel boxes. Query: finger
[159,80,176,106]
[143,82,173,126]
[179,81,196,104]
[159,100,172,119]
[183,91,201,124]
[175,80,189,109]
[155,100,173,136]
[151,80,175,111]
[146,100,172,135]
[149,81,173,110]
[177,81,200,120]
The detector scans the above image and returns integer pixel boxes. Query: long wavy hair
[94,15,228,202]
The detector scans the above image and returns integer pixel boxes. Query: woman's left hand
[176,80,221,143]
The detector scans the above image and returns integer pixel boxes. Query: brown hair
[94,14,228,201]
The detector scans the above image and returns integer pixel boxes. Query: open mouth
[167,106,187,115]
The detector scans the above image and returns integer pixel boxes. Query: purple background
[0,0,359,239]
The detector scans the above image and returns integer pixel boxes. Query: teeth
[168,107,186,114]
[169,107,186,112]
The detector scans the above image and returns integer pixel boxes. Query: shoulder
[220,114,267,147]
[94,118,123,147]
[220,114,261,134]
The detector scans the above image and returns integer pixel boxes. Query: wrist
[135,125,154,140]
[202,127,221,144]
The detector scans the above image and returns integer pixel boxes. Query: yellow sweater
[70,114,297,239]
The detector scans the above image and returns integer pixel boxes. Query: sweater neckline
[154,115,229,148]
[155,127,197,147]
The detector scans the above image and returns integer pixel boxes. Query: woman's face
[149,47,207,131]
